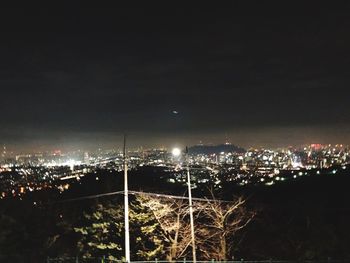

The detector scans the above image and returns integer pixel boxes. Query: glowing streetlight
[172,147,181,157]
[172,147,196,263]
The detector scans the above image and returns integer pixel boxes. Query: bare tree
[196,193,255,260]
[137,194,193,261]
[137,192,254,261]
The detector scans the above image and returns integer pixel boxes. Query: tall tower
[1,145,6,159]
[84,151,90,164]
[0,144,6,165]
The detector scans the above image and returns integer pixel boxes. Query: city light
[172,147,181,157]
[0,4,349,261]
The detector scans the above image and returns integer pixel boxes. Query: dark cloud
[1,3,350,150]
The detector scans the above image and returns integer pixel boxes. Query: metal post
[124,135,130,263]
[186,149,196,263]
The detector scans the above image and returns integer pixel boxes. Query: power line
[129,191,233,203]
[55,190,233,204]
[55,191,124,203]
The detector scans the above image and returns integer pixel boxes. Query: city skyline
[2,4,350,262]
[3,124,350,153]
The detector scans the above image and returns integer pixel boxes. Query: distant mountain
[188,144,245,155]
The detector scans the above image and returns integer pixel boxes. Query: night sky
[1,3,350,151]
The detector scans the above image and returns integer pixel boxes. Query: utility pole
[186,147,196,263]
[172,146,196,262]
[123,135,130,263]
